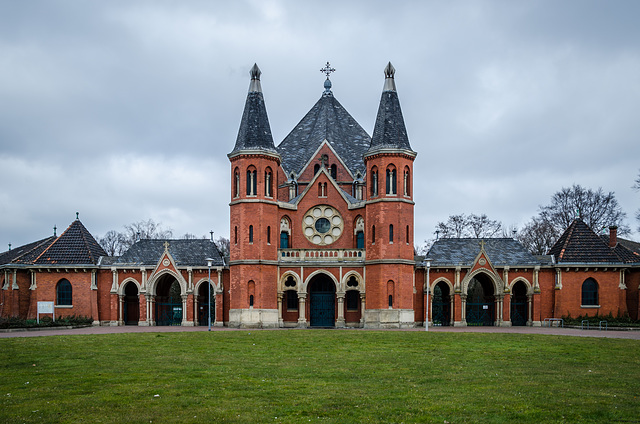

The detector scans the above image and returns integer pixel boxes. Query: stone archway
[155,274,183,326]
[466,273,495,326]
[510,280,528,326]
[123,281,139,325]
[432,281,451,326]
[308,273,336,327]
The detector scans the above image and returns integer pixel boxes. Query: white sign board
[37,301,55,323]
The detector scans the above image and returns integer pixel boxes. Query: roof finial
[163,241,170,251]
[320,61,335,95]
[76,212,79,220]
[383,62,396,92]
[54,225,57,237]
[8,243,11,251]
[248,63,262,93]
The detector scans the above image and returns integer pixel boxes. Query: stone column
[359,293,366,327]
[181,295,189,326]
[336,294,345,328]
[527,294,533,326]
[297,293,307,328]
[277,292,283,327]
[118,295,124,325]
[460,294,467,326]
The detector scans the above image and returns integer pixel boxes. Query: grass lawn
[1,330,639,423]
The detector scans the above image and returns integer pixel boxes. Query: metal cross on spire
[320,61,335,78]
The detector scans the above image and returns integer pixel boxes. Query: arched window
[356,231,364,249]
[372,225,376,244]
[314,164,320,175]
[280,231,289,248]
[246,167,257,196]
[56,279,72,306]
[265,168,273,197]
[234,226,238,245]
[330,164,337,180]
[249,295,254,307]
[386,167,397,195]
[387,280,395,309]
[403,166,410,196]
[406,225,410,245]
[582,278,598,306]
[389,224,394,243]
[248,280,255,308]
[370,168,378,197]
[233,167,240,198]
[267,226,271,245]
[249,225,253,244]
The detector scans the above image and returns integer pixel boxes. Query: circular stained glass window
[315,218,331,233]
[302,205,343,245]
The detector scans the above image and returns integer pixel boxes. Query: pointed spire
[229,63,278,156]
[367,62,414,155]
[383,62,396,92]
[248,63,262,93]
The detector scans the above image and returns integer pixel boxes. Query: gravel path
[1,324,639,339]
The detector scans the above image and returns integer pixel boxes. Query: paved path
[1,324,639,339]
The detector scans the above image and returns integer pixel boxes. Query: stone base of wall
[228,308,279,328]
[363,309,415,328]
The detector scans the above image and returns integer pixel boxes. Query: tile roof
[116,239,225,267]
[426,238,540,267]
[600,235,640,264]
[0,237,56,266]
[368,90,413,154]
[230,90,278,155]
[33,220,106,265]
[548,219,621,263]
[276,92,371,176]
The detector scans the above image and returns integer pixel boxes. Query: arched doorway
[466,274,495,326]
[123,282,139,325]
[308,274,336,327]
[198,282,215,326]
[432,282,451,326]
[155,275,183,326]
[510,281,528,326]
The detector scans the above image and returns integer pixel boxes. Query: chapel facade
[1,63,639,328]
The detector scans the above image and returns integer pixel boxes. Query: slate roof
[230,90,277,155]
[33,220,106,265]
[0,236,56,266]
[116,239,224,267]
[368,90,413,154]
[426,238,541,267]
[276,92,371,176]
[548,219,621,263]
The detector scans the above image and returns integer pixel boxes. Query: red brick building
[1,63,639,327]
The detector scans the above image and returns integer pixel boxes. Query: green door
[310,292,335,327]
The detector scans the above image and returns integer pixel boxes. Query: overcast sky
[1,0,639,251]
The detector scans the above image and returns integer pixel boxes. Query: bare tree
[98,219,174,256]
[98,230,125,256]
[538,184,629,236]
[214,236,230,257]
[468,214,502,238]
[434,213,502,239]
[182,233,198,240]
[516,217,558,255]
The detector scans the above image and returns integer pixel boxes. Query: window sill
[581,305,600,309]
[55,305,73,308]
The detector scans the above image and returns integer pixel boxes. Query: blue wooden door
[310,292,335,327]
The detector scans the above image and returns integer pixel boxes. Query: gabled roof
[116,239,224,267]
[427,238,540,267]
[33,220,106,265]
[0,236,56,266]
[548,219,621,263]
[276,92,371,176]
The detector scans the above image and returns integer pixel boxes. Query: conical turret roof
[367,62,414,155]
[230,64,278,156]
